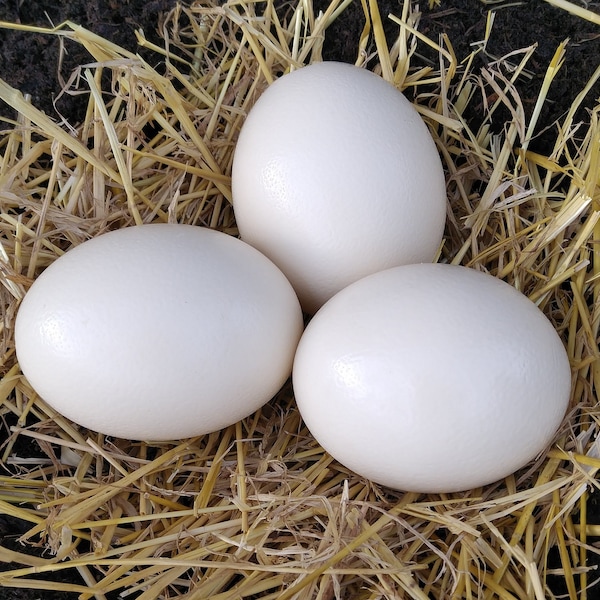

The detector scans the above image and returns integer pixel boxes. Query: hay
[0,0,599,598]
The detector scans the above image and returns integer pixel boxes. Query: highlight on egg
[15,224,304,441]
[292,263,572,493]
[232,60,447,314]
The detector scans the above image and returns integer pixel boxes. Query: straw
[1,0,599,598]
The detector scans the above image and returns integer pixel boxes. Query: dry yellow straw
[1,0,599,598]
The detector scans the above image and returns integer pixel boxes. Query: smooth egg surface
[292,263,571,493]
[15,224,304,441]
[232,61,447,314]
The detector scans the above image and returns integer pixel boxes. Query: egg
[15,224,304,441]
[292,263,571,493]
[232,61,447,314]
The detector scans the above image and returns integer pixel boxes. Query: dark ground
[1,0,600,145]
[1,0,600,598]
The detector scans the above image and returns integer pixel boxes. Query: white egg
[232,61,447,314]
[292,263,571,493]
[15,224,304,441]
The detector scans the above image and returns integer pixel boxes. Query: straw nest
[1,0,599,598]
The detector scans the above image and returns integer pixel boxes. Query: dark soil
[1,0,599,142]
[1,0,600,599]
[0,0,176,125]
[316,0,600,153]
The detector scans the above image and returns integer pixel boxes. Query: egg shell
[232,61,447,314]
[292,263,571,493]
[15,224,304,441]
